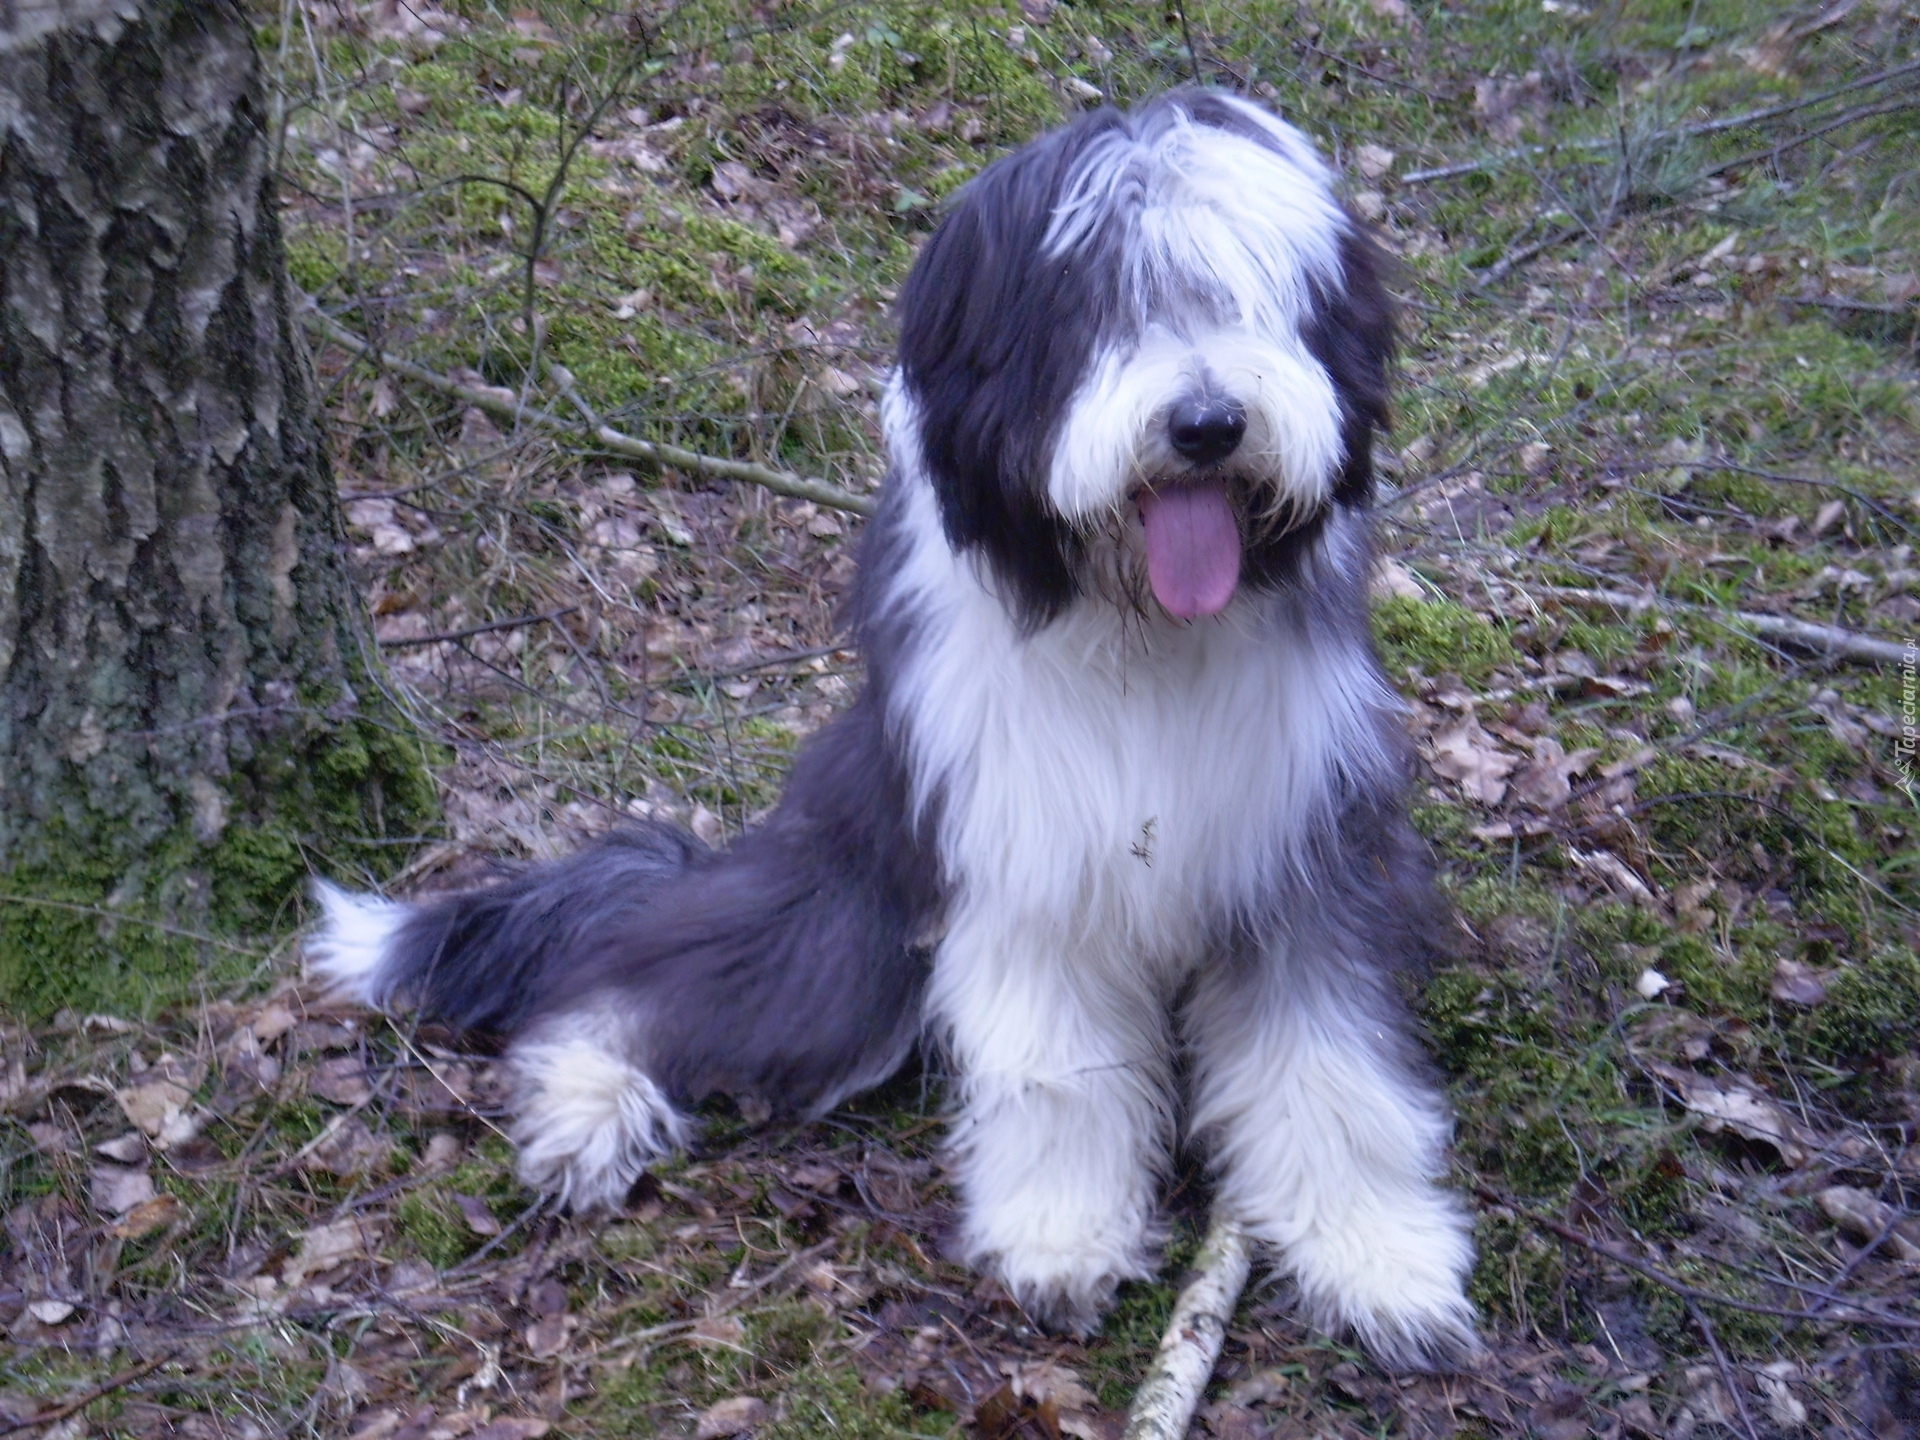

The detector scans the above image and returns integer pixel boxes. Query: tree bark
[0,0,434,1012]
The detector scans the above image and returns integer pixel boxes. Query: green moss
[1807,947,1920,1064]
[1372,595,1516,683]
[0,699,437,1021]
[1080,1222,1200,1408]
[397,1189,473,1271]
[765,1357,927,1440]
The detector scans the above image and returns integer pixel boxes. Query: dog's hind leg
[500,1011,692,1211]
[931,913,1175,1335]
[1184,824,1480,1369]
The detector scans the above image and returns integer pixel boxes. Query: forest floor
[5,0,1920,1436]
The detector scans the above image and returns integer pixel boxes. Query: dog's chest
[892,567,1389,956]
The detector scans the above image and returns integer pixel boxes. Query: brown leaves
[90,1162,157,1218]
[1644,1062,1821,1165]
[1769,957,1830,1006]
[1507,737,1601,812]
[1816,1186,1920,1259]
[1426,715,1520,805]
[453,1193,502,1236]
[283,1218,381,1289]
[115,1052,205,1148]
[310,1055,375,1105]
[970,1362,1114,1440]
[305,1115,390,1176]
[520,1278,574,1357]
[110,1193,185,1240]
[694,1397,768,1439]
[352,1406,546,1440]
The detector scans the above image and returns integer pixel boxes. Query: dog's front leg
[1186,942,1479,1370]
[931,916,1173,1335]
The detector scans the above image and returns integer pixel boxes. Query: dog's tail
[305,698,939,1208]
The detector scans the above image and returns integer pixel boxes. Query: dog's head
[892,90,1392,629]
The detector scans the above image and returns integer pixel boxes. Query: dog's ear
[1304,225,1397,510]
[895,114,1129,630]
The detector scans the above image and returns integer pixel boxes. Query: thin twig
[304,311,877,517]
[378,606,581,650]
[1475,223,1582,287]
[1518,584,1908,666]
[0,1355,171,1436]
[1690,461,1920,542]
[1702,93,1920,180]
[1686,1296,1763,1440]
[1403,60,1920,184]
[1478,1187,1920,1330]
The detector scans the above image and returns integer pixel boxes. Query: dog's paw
[1275,1188,1482,1372]
[979,1242,1152,1337]
[955,1209,1162,1337]
[507,1030,688,1211]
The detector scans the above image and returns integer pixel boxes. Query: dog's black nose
[1168,398,1247,466]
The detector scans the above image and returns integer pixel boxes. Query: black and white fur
[310,91,1478,1367]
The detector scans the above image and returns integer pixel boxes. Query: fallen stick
[1520,584,1908,667]
[1123,1214,1254,1440]
[0,1354,170,1437]
[303,311,877,518]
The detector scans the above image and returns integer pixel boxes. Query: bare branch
[1516,584,1908,667]
[304,310,878,518]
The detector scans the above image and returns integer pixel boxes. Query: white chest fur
[881,476,1395,974]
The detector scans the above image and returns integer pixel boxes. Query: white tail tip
[305,879,407,1008]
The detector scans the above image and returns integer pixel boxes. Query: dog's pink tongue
[1137,483,1241,619]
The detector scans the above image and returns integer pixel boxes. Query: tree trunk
[0,0,434,1014]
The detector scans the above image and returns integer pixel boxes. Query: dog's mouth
[1134,480,1242,619]
[1113,473,1329,622]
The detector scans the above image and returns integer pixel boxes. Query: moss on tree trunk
[0,1,435,1016]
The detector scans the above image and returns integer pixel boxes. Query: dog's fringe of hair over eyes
[306,88,1480,1369]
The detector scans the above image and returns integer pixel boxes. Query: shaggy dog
[310,89,1479,1368]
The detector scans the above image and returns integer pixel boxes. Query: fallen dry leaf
[692,1315,747,1347]
[94,1131,146,1164]
[1004,1360,1097,1413]
[1370,556,1425,600]
[348,1409,404,1440]
[91,1163,156,1216]
[27,1122,73,1154]
[284,1218,380,1286]
[523,1314,573,1358]
[1816,1185,1920,1260]
[306,1115,389,1176]
[310,1055,375,1105]
[419,1133,464,1171]
[467,1422,549,1440]
[110,1193,184,1239]
[1567,847,1657,906]
[1770,958,1829,1006]
[115,1053,205,1144]
[1356,143,1397,180]
[453,1193,501,1236]
[695,1397,768,1439]
[1509,738,1600,811]
[1426,718,1520,805]
[1646,1062,1817,1166]
[786,1161,840,1190]
[525,1278,568,1316]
